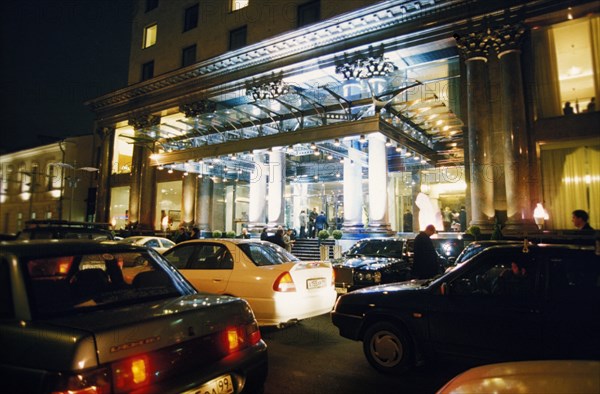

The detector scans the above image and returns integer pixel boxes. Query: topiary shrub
[226,231,236,239]
[212,230,222,238]
[318,229,330,240]
[467,225,481,241]
[332,229,343,240]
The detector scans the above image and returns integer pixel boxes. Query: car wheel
[363,321,413,374]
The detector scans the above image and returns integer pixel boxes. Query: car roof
[0,240,147,257]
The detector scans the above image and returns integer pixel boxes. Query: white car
[163,239,337,326]
[119,235,176,253]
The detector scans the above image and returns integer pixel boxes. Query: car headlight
[373,271,382,283]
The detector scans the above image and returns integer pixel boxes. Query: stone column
[267,148,286,229]
[495,25,537,231]
[367,133,392,233]
[181,172,196,226]
[94,127,114,223]
[455,33,495,232]
[195,177,214,233]
[247,151,267,232]
[342,145,364,232]
[127,114,160,231]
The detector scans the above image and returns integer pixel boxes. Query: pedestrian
[260,227,269,241]
[459,206,467,232]
[299,210,307,238]
[587,97,595,112]
[572,210,593,230]
[443,207,452,232]
[267,228,287,249]
[412,224,438,279]
[190,227,201,239]
[175,226,190,243]
[403,209,413,232]
[315,211,328,234]
[283,229,294,252]
[240,228,250,239]
[308,207,318,238]
[563,101,574,115]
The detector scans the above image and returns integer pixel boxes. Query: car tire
[363,321,413,374]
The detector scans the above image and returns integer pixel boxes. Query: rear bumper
[141,340,268,394]
[250,289,337,326]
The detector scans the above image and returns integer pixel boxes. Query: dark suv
[16,219,114,241]
[332,242,600,374]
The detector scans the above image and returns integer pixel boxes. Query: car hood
[351,279,428,294]
[45,293,253,366]
[333,256,406,270]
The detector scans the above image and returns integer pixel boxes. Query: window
[182,44,197,67]
[142,60,154,81]
[146,0,158,12]
[231,0,249,11]
[547,250,600,301]
[298,0,320,27]
[183,4,199,32]
[143,24,157,49]
[229,25,247,50]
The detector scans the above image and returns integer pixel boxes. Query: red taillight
[113,354,151,392]
[224,321,262,354]
[49,367,111,394]
[273,271,296,292]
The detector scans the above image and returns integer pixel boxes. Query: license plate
[183,374,234,394]
[307,277,326,289]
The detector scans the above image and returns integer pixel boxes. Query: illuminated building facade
[87,0,599,235]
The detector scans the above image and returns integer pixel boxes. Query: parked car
[16,219,115,241]
[118,235,176,253]
[332,237,411,293]
[406,232,474,270]
[0,240,267,394]
[437,360,600,394]
[163,239,337,326]
[332,243,600,374]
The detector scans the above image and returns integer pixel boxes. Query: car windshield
[23,249,189,318]
[454,243,486,265]
[345,240,405,258]
[238,242,300,266]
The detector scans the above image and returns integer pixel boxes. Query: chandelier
[335,56,396,80]
[246,80,291,100]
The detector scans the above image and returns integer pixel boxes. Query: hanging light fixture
[359,134,366,143]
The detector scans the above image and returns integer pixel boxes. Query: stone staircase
[291,238,336,261]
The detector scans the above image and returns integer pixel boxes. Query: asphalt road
[261,313,468,394]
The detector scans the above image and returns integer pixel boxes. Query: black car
[332,237,410,293]
[332,242,600,374]
[16,219,115,241]
[0,240,267,393]
[406,232,474,270]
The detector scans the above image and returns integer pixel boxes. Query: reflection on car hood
[351,279,426,294]
[333,257,405,270]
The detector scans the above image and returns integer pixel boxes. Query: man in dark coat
[412,224,438,279]
[267,228,287,249]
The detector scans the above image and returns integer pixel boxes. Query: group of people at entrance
[298,208,329,238]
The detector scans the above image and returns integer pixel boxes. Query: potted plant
[318,230,330,260]
[331,230,343,258]
[318,230,330,240]
[466,225,481,241]
[226,231,236,239]
[212,230,222,238]
[332,230,343,240]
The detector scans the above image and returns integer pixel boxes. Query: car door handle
[212,279,223,282]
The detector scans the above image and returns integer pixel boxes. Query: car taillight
[112,354,151,392]
[49,367,111,394]
[224,321,262,354]
[273,271,296,292]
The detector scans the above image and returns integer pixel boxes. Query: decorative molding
[246,80,292,100]
[453,30,491,60]
[335,55,397,80]
[180,100,217,118]
[492,23,527,58]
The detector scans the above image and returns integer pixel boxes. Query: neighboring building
[85,0,599,235]
[0,135,99,234]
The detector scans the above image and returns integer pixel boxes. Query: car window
[160,239,175,249]
[239,243,299,266]
[187,245,233,269]
[546,250,600,301]
[164,245,196,269]
[23,251,184,318]
[346,240,405,258]
[0,258,14,319]
[145,239,160,248]
[450,249,538,298]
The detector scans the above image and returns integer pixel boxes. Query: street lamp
[52,163,99,222]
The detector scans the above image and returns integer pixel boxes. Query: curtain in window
[541,145,600,229]
[531,27,561,119]
[590,15,600,104]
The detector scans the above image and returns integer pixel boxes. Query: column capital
[180,100,217,118]
[128,114,160,131]
[491,23,527,59]
[453,31,490,61]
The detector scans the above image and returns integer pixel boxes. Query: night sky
[0,0,133,154]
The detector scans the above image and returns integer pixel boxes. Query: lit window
[143,24,157,48]
[231,0,249,11]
